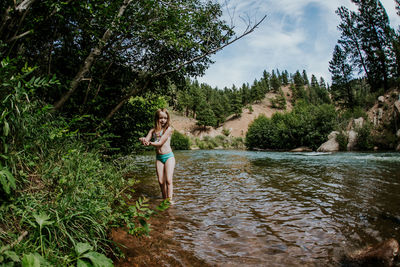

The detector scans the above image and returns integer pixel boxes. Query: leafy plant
[171,131,190,150]
[0,245,20,265]
[33,213,53,256]
[69,242,113,267]
[21,253,50,267]
[0,163,16,195]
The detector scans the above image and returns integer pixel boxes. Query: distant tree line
[172,69,331,129]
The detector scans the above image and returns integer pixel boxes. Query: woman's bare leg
[164,157,175,200]
[156,160,167,199]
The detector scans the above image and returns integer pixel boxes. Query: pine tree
[336,6,370,82]
[292,70,306,101]
[196,100,217,128]
[281,70,289,85]
[302,70,309,86]
[270,70,281,92]
[231,88,242,117]
[319,77,327,89]
[351,0,397,90]
[329,45,354,108]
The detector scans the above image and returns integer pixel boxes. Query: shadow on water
[113,151,400,266]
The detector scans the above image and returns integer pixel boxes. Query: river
[115,150,400,267]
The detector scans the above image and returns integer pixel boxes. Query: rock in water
[345,238,399,266]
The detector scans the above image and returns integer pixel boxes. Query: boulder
[328,131,340,140]
[378,95,385,103]
[317,138,339,152]
[347,130,358,151]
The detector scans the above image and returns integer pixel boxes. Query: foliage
[171,131,191,150]
[110,94,167,152]
[331,0,399,110]
[196,101,217,128]
[355,122,374,150]
[71,242,113,267]
[191,135,244,150]
[0,58,169,265]
[114,197,170,237]
[246,101,337,150]
[222,128,231,137]
[270,88,287,109]
[336,132,349,151]
[0,57,59,197]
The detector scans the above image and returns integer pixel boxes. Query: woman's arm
[139,129,154,146]
[149,127,173,147]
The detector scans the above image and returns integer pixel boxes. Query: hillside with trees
[170,0,400,151]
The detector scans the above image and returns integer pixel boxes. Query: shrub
[356,122,373,150]
[222,128,231,136]
[171,130,190,150]
[246,101,337,150]
[336,131,348,151]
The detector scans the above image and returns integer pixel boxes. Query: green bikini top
[153,129,164,142]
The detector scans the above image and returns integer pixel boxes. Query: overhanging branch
[155,15,267,77]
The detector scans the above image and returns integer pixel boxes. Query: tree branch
[155,15,267,77]
[53,0,134,110]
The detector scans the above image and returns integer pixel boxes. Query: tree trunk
[53,0,133,110]
[103,79,150,122]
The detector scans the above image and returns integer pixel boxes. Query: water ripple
[128,150,400,266]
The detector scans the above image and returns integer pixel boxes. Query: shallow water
[121,150,400,266]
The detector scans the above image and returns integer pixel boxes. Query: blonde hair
[154,108,170,132]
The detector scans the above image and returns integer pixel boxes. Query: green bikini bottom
[156,152,174,164]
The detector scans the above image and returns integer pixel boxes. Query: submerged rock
[344,238,399,267]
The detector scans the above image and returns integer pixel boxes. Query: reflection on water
[120,151,400,266]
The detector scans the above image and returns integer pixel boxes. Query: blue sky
[197,0,400,89]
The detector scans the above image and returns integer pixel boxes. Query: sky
[197,0,400,89]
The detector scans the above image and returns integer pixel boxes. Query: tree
[0,0,266,123]
[302,70,309,86]
[196,101,216,128]
[352,0,397,91]
[230,87,242,117]
[270,70,281,92]
[281,70,289,85]
[336,6,370,81]
[292,70,306,101]
[329,45,354,108]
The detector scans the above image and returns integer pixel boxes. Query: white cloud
[198,0,400,89]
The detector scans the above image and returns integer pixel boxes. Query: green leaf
[77,259,94,267]
[0,167,15,194]
[4,250,20,262]
[21,253,40,267]
[81,252,113,267]
[75,242,93,256]
[33,213,53,228]
[3,120,9,137]
[21,253,50,267]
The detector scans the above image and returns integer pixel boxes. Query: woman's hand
[139,137,149,146]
